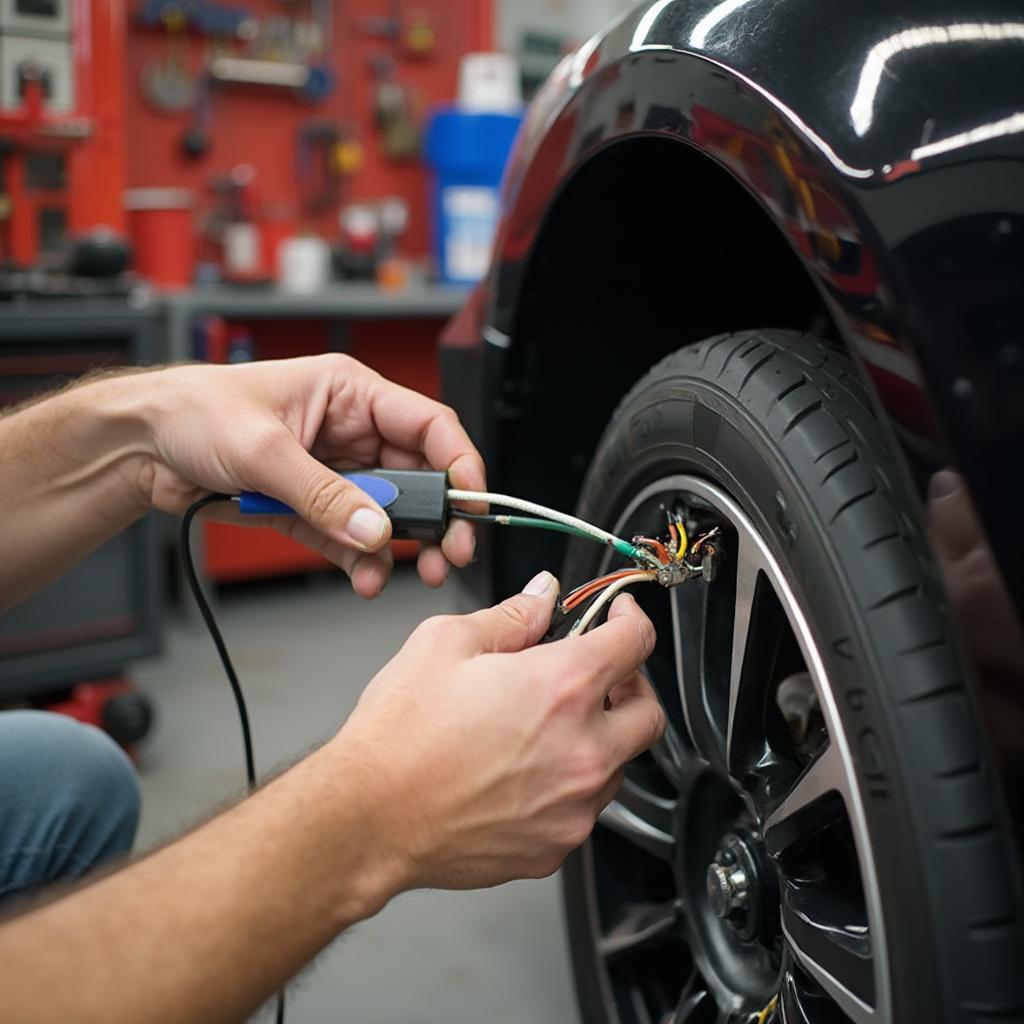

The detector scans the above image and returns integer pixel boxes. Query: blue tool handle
[237,492,296,515]
[238,472,400,516]
[237,468,449,542]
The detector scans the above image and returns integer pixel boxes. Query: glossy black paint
[492,0,1023,589]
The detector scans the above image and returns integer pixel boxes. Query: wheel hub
[703,831,773,945]
[706,859,748,919]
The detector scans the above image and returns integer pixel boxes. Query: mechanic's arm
[0,354,482,612]
[0,578,664,1024]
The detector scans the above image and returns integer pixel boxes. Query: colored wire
[563,569,640,607]
[635,536,670,564]
[569,572,657,636]
[449,509,595,544]
[181,495,287,1024]
[753,995,778,1024]
[675,519,688,561]
[445,489,658,566]
[691,527,720,555]
[562,569,646,611]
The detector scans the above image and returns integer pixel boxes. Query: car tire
[559,330,1023,1024]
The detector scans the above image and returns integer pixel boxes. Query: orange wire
[635,537,670,564]
[690,529,717,555]
[563,571,638,608]
[562,570,641,610]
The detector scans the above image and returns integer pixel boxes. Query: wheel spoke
[779,966,849,1024]
[782,896,874,1024]
[780,970,808,1024]
[763,742,846,857]
[767,743,876,1023]
[599,898,684,963]
[650,719,688,791]
[670,580,719,763]
[598,775,677,862]
[724,543,789,777]
[659,983,710,1024]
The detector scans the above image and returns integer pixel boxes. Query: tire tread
[596,329,1024,1022]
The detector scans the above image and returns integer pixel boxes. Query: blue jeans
[0,710,140,905]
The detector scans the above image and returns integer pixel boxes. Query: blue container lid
[424,106,523,175]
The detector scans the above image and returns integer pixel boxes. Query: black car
[441,3,1024,1022]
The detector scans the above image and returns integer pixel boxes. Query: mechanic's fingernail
[928,469,961,502]
[522,570,555,596]
[347,507,389,548]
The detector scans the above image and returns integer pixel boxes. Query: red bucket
[123,188,195,288]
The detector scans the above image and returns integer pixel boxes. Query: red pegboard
[124,0,494,259]
[122,1,488,582]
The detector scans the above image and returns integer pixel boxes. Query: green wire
[500,515,593,541]
[498,517,648,563]
[450,510,653,566]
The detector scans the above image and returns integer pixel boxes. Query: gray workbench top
[161,282,472,319]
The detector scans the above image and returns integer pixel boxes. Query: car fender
[475,0,1024,613]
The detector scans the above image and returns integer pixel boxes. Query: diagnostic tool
[238,469,449,542]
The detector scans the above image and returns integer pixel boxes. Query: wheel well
[492,135,838,595]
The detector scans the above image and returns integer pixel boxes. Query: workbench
[160,282,471,363]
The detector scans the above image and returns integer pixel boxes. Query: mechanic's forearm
[0,739,406,1024]
[0,373,152,611]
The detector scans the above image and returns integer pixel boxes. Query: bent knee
[1,711,140,855]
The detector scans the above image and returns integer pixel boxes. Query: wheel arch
[487,132,847,595]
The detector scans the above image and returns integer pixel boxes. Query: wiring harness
[447,491,722,637]
[236,470,723,637]
[236,471,722,637]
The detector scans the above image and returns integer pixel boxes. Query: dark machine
[0,301,160,747]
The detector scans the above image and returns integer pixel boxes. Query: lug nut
[706,861,749,919]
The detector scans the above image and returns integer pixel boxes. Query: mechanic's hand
[131,354,484,596]
[335,571,665,890]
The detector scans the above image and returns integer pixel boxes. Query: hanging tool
[140,8,197,114]
[296,121,361,214]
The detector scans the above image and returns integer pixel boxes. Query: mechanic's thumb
[467,570,559,654]
[262,436,392,552]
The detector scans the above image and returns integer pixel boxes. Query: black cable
[180,494,286,1024]
[180,494,255,786]
[448,509,501,524]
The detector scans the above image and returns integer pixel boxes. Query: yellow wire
[755,995,778,1024]
[675,520,688,561]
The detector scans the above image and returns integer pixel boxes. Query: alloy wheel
[578,474,889,1024]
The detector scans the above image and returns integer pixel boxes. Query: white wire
[568,572,657,636]
[446,489,630,551]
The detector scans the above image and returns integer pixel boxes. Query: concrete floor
[132,565,578,1023]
